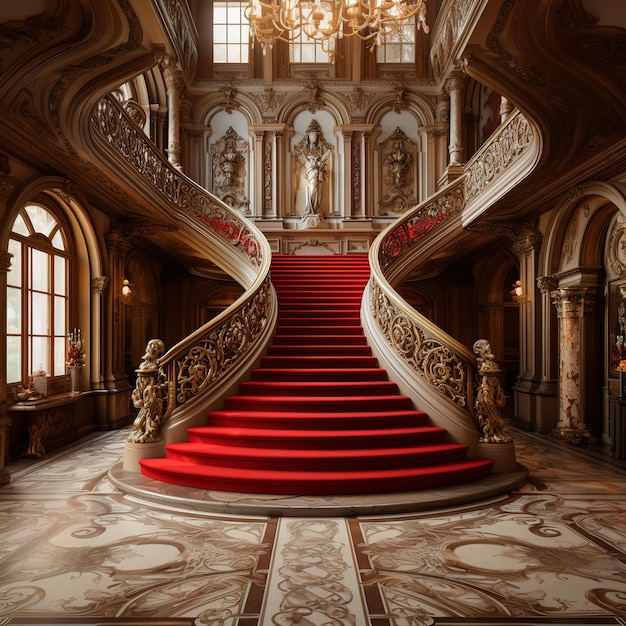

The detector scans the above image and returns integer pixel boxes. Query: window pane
[7,239,21,287]
[12,214,29,236]
[227,44,241,62]
[31,335,49,375]
[51,229,66,251]
[6,336,21,384]
[25,204,56,237]
[213,1,248,63]
[214,5,227,22]
[214,25,227,43]
[7,286,21,334]
[54,255,67,296]
[54,296,66,335]
[54,336,66,376]
[31,249,49,292]
[214,44,227,63]
[31,292,50,334]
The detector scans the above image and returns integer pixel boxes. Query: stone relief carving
[607,212,626,279]
[260,87,285,122]
[211,126,250,215]
[379,127,417,215]
[342,87,374,123]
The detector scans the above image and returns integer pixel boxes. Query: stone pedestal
[123,439,165,472]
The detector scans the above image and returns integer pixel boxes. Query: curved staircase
[139,255,494,495]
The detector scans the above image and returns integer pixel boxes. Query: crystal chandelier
[245,0,429,59]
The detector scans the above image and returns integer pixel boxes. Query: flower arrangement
[17,377,36,401]
[66,328,85,366]
[618,360,626,373]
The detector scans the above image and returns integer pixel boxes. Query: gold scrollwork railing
[93,97,264,268]
[91,95,274,443]
[465,110,534,203]
[369,179,476,416]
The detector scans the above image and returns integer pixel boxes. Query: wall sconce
[511,280,529,304]
[121,279,133,297]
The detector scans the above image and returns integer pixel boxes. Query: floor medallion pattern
[0,427,625,624]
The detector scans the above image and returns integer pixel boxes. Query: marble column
[550,286,596,444]
[90,276,109,391]
[445,73,464,167]
[162,59,185,171]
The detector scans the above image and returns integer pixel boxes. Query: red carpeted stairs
[139,255,494,495]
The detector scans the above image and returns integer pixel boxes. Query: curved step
[238,380,398,396]
[225,394,413,412]
[187,425,448,449]
[139,458,495,495]
[206,409,430,430]
[251,368,388,382]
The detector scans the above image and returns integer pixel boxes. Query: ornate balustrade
[464,110,536,223]
[364,178,513,460]
[91,95,275,448]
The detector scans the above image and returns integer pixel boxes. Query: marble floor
[1,426,626,625]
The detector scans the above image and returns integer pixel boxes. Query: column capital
[91,276,110,294]
[551,286,597,317]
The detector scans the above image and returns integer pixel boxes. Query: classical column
[90,276,109,391]
[550,286,597,444]
[162,59,185,171]
[0,250,13,485]
[445,73,464,167]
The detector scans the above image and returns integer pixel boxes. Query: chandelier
[245,0,429,58]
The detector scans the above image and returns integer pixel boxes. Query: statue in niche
[211,126,250,214]
[293,120,333,223]
[379,127,417,215]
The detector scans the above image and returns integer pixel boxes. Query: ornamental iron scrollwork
[465,111,533,202]
[171,277,270,407]
[379,183,464,270]
[370,279,470,408]
[92,96,262,266]
[92,96,272,442]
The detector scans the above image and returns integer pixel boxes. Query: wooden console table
[7,393,83,458]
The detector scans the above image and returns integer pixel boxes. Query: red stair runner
[140,255,494,495]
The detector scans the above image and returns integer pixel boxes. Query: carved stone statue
[472,339,512,444]
[129,339,167,444]
[294,120,332,217]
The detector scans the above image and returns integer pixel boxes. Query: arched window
[6,204,70,385]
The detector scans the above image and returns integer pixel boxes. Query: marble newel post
[162,57,184,172]
[550,287,597,444]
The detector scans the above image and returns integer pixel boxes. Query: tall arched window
[6,204,70,384]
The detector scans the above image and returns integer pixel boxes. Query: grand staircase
[139,255,494,495]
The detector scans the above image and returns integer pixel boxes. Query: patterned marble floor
[1,426,625,625]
